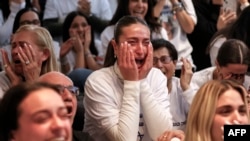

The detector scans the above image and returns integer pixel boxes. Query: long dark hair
[62,11,98,56]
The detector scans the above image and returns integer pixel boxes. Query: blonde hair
[185,80,250,141]
[15,25,59,74]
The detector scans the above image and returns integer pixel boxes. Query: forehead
[221,64,248,73]
[119,23,150,40]
[19,88,64,114]
[153,47,170,56]
[42,75,73,86]
[217,89,244,107]
[12,31,36,43]
[20,11,39,20]
[72,15,87,23]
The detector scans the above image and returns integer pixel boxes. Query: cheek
[16,122,48,140]
[165,65,174,77]
[211,115,225,140]
[69,28,76,37]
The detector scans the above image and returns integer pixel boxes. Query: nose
[51,116,65,132]
[155,59,163,68]
[231,111,244,124]
[61,89,73,102]
[135,43,144,55]
[78,25,85,32]
[137,0,143,7]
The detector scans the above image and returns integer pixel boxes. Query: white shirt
[191,67,250,92]
[161,0,197,70]
[209,36,226,66]
[169,77,195,131]
[0,1,25,46]
[84,62,173,141]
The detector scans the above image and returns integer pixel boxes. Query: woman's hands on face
[117,42,153,81]
[83,25,91,51]
[18,43,42,83]
[1,49,21,86]
[117,42,138,81]
[138,43,153,80]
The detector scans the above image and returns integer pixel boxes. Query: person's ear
[41,48,50,62]
[111,39,118,57]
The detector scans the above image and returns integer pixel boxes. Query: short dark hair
[151,39,178,61]
[0,82,60,141]
[217,39,250,66]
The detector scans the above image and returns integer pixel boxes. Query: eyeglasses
[55,85,79,96]
[153,56,172,65]
[229,73,245,80]
[19,19,41,26]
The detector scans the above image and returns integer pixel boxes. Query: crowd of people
[0,0,250,141]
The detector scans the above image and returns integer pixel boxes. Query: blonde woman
[0,25,59,98]
[185,79,250,141]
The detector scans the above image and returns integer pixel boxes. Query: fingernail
[221,126,224,131]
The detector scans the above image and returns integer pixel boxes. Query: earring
[114,54,117,58]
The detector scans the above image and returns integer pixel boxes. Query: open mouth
[135,59,145,68]
[66,106,72,114]
[14,60,21,64]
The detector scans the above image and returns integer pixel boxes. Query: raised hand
[83,25,91,51]
[157,130,185,141]
[78,0,91,16]
[117,42,138,81]
[60,38,74,57]
[217,8,237,30]
[139,43,153,80]
[18,43,42,83]
[1,49,21,86]
[180,58,193,91]
[72,34,84,53]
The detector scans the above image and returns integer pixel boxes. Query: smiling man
[38,71,93,141]
[84,15,173,141]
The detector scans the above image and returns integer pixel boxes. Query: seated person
[185,79,249,141]
[38,71,94,140]
[0,82,72,141]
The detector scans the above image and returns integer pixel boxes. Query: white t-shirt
[160,0,197,70]
[84,62,173,141]
[168,77,195,131]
